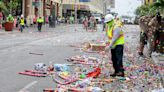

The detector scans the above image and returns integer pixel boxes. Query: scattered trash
[54,64,69,72]
[18,30,163,91]
[29,52,44,55]
[152,88,164,92]
[34,63,47,72]
[19,70,47,77]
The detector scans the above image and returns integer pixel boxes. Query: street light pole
[103,0,108,15]
[75,0,77,23]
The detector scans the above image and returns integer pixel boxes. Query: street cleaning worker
[114,17,123,27]
[19,15,25,32]
[37,16,44,32]
[138,16,148,56]
[104,14,125,77]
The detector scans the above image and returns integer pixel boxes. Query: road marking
[18,81,37,92]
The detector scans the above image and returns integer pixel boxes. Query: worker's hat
[104,14,114,23]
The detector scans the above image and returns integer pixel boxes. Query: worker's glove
[105,46,110,52]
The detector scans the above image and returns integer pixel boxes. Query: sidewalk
[0,24,71,35]
[0,28,20,35]
[151,53,164,87]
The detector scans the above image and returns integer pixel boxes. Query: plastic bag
[54,64,69,72]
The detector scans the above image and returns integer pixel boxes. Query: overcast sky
[114,0,142,16]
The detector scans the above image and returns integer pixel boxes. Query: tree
[153,0,164,15]
[0,0,21,15]
[135,0,164,17]
[8,0,18,14]
[0,1,8,15]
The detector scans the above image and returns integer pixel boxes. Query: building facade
[22,0,114,24]
[61,0,110,19]
[23,0,61,25]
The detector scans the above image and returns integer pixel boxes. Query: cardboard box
[91,43,106,51]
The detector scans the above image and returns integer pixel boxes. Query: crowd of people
[82,16,98,32]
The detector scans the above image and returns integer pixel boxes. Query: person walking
[19,15,25,32]
[33,16,37,27]
[0,11,3,29]
[104,14,125,77]
[37,16,44,32]
[101,15,105,31]
[89,16,95,32]
[83,17,88,31]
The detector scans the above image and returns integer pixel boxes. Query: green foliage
[0,1,9,15]
[7,0,19,14]
[0,0,21,15]
[135,4,156,17]
[135,0,164,17]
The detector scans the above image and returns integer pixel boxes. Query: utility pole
[75,0,77,23]
[103,0,108,15]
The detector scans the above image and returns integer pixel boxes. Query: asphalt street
[0,24,147,92]
[0,24,105,92]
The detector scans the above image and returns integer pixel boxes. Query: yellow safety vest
[114,19,123,27]
[20,19,24,25]
[37,18,44,23]
[106,24,124,47]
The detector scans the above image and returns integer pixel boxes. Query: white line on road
[18,81,37,92]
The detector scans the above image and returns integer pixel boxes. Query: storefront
[62,4,90,18]
[23,0,61,25]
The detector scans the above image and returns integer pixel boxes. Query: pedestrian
[46,16,49,24]
[138,16,148,56]
[0,10,3,29]
[83,17,88,31]
[104,14,125,77]
[48,15,52,27]
[37,16,44,32]
[19,15,25,32]
[16,16,20,28]
[69,16,74,24]
[33,16,37,27]
[13,16,17,28]
[89,16,97,32]
[147,12,161,57]
[138,15,159,57]
[24,17,28,28]
[114,17,123,27]
[101,15,105,31]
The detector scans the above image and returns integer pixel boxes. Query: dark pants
[111,45,124,73]
[38,23,42,32]
[20,25,24,32]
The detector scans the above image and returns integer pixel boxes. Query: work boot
[138,52,143,56]
[116,72,124,77]
[110,73,117,77]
